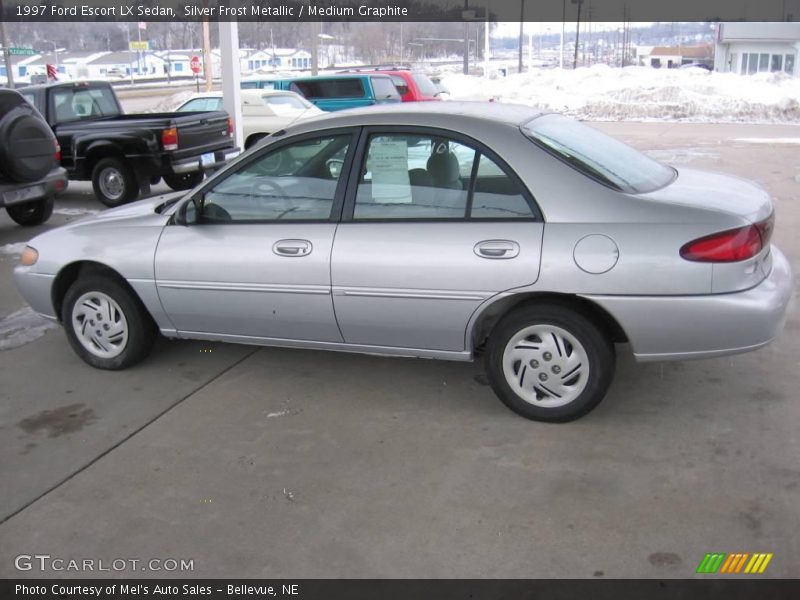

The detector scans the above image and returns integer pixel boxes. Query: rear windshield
[51,85,121,123]
[522,114,675,193]
[412,73,438,96]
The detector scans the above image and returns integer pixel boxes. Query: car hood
[637,167,772,224]
[63,193,183,228]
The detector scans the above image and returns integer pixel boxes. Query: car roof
[278,73,392,81]
[297,101,545,128]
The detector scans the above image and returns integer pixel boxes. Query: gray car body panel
[14,102,793,363]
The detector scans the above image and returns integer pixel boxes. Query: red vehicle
[340,67,441,102]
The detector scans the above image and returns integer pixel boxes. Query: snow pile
[443,65,800,123]
[152,90,195,113]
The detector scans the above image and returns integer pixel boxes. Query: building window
[770,54,783,72]
[786,54,796,75]
[729,53,737,72]
[758,53,769,72]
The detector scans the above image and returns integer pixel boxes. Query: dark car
[20,81,239,207]
[0,89,68,226]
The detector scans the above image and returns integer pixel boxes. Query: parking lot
[0,121,798,578]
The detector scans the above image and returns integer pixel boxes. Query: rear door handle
[474,240,520,259]
[273,239,312,257]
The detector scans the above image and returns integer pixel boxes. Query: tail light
[162,127,179,151]
[54,139,61,162]
[227,117,234,137]
[680,214,774,263]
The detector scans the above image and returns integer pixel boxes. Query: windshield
[177,97,223,112]
[263,93,310,111]
[412,73,438,96]
[522,114,675,193]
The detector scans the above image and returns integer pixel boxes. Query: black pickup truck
[20,81,238,206]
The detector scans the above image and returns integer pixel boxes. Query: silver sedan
[14,103,793,422]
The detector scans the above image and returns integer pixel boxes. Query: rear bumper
[169,147,240,174]
[584,245,794,362]
[0,167,68,208]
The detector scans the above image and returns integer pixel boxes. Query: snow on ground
[0,307,57,351]
[0,242,27,256]
[443,65,800,123]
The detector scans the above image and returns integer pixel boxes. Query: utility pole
[311,21,319,75]
[202,0,213,91]
[1,0,16,89]
[573,0,583,69]
[463,0,470,75]
[518,0,525,73]
[560,0,565,69]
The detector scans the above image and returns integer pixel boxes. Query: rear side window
[293,79,365,99]
[353,133,535,220]
[370,76,400,100]
[390,75,409,96]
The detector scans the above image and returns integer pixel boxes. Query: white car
[176,89,323,149]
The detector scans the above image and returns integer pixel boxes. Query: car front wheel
[62,276,157,370]
[486,304,615,422]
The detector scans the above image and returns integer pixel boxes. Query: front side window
[785,53,796,75]
[193,134,351,223]
[390,75,409,96]
[523,114,675,194]
[353,133,535,220]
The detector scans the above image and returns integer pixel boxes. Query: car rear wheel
[62,276,157,370]
[163,171,204,191]
[5,196,54,226]
[92,158,139,207]
[485,304,615,422]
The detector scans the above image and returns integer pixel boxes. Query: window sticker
[368,139,412,203]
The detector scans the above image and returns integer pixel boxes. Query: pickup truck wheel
[163,172,204,191]
[63,275,157,370]
[485,304,615,423]
[6,196,54,226]
[92,158,138,207]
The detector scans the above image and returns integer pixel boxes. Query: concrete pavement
[0,122,798,578]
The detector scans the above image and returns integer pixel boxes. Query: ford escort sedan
[14,103,793,422]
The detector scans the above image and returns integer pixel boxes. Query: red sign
[190,56,202,75]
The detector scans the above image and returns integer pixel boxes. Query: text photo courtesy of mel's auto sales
[1,0,800,599]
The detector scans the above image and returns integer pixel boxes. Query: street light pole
[0,0,16,89]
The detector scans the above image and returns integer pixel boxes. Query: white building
[714,22,799,76]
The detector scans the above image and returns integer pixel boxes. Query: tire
[0,90,56,183]
[163,171,204,191]
[92,158,139,207]
[62,275,157,370]
[245,133,267,150]
[6,196,54,226]
[485,304,615,422]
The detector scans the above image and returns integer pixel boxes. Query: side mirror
[326,158,344,179]
[174,195,200,226]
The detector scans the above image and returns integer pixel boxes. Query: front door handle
[273,239,312,257]
[474,240,520,259]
